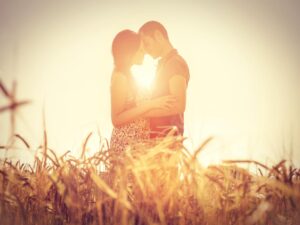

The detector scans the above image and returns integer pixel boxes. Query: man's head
[138,21,170,59]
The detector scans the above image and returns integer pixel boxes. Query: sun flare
[131,55,156,90]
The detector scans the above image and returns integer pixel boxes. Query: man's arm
[144,75,187,118]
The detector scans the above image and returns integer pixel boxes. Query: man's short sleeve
[164,56,190,85]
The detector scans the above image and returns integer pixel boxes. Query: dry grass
[0,80,300,225]
[0,135,299,225]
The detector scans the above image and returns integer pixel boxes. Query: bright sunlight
[131,55,157,90]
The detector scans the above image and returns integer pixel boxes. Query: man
[139,21,190,139]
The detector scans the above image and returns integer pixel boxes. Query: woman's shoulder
[111,70,128,86]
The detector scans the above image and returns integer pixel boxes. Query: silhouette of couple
[109,21,190,156]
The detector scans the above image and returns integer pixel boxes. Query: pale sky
[0,0,300,169]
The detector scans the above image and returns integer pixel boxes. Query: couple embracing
[109,21,190,161]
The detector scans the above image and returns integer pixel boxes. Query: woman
[109,30,175,164]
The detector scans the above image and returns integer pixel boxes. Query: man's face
[140,33,161,59]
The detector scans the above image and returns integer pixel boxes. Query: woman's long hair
[112,29,141,73]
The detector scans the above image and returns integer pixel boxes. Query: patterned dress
[109,75,151,161]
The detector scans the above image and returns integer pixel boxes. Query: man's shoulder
[163,53,190,82]
[167,53,188,66]
[164,53,189,74]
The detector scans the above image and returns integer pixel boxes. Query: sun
[131,55,156,90]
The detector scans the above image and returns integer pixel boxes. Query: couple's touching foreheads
[109,21,190,162]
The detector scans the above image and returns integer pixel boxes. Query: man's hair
[139,21,169,40]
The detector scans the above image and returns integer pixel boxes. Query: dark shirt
[150,49,190,138]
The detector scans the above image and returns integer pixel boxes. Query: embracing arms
[110,72,176,127]
[143,75,187,118]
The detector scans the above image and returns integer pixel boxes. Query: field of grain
[0,81,300,225]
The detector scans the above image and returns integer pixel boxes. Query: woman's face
[131,42,145,65]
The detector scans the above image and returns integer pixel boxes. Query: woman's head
[112,29,144,72]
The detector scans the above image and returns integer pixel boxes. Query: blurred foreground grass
[0,134,300,225]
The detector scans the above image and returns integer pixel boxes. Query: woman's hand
[147,95,177,110]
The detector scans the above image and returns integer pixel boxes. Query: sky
[0,0,300,169]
